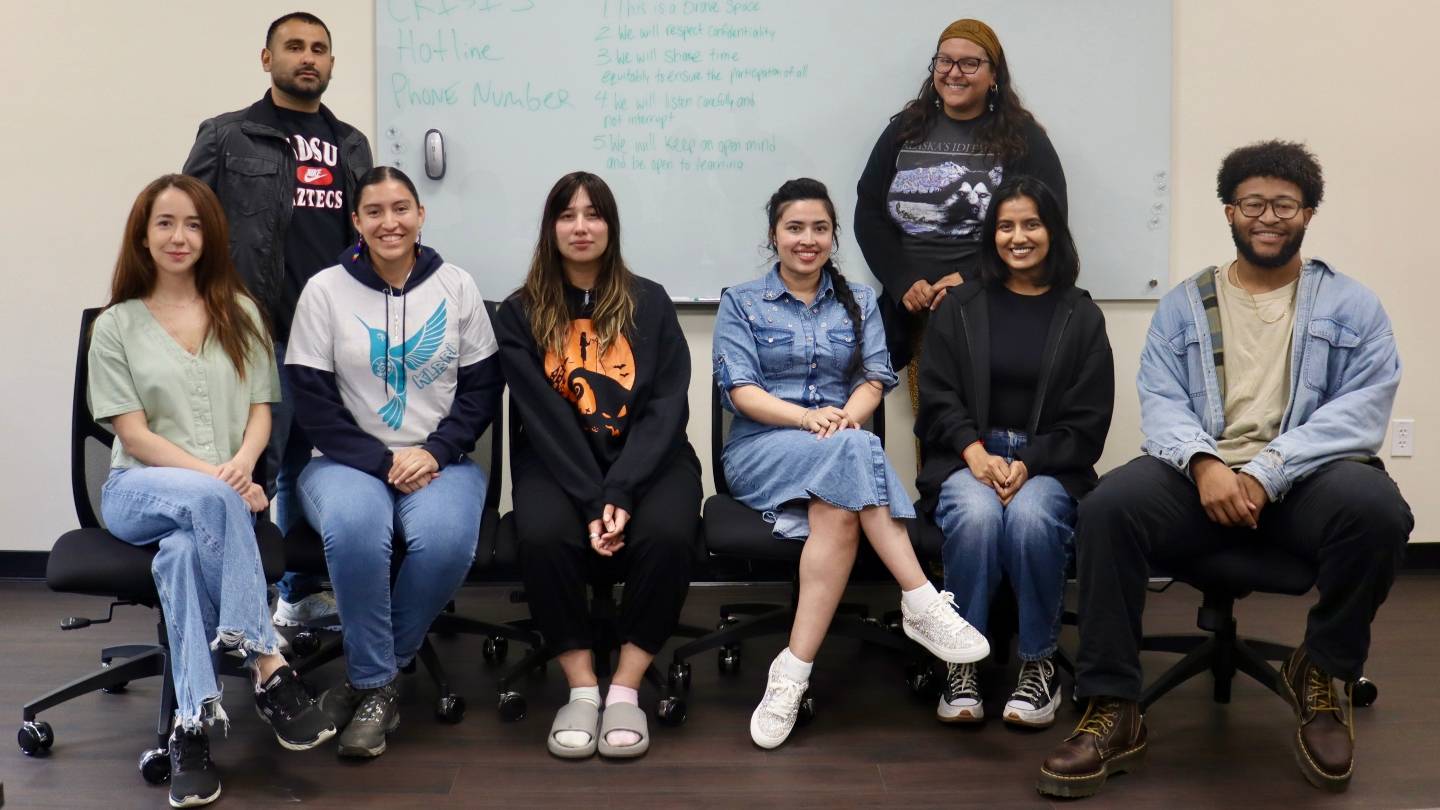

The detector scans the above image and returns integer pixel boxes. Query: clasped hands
[589,503,630,557]
[799,405,861,438]
[963,443,1029,506]
[1191,455,1269,529]
[214,455,267,513]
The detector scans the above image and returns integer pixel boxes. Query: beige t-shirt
[1214,262,1298,467]
[87,297,281,469]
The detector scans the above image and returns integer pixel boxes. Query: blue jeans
[298,456,484,689]
[269,341,322,603]
[934,429,1076,661]
[101,467,282,730]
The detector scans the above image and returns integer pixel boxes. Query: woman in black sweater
[916,176,1112,730]
[495,171,700,761]
[855,18,1067,384]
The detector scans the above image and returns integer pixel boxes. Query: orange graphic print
[544,319,635,438]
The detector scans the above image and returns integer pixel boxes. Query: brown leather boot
[1036,697,1146,798]
[1279,646,1353,792]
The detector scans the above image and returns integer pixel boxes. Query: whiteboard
[374,0,1170,302]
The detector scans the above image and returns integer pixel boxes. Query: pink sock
[604,685,641,747]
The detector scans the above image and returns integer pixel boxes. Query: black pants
[1074,455,1411,702]
[514,455,700,656]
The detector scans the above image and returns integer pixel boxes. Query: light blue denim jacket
[1138,258,1400,501]
[713,266,899,445]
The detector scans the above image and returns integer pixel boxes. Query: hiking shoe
[1004,657,1061,728]
[338,682,401,758]
[1280,645,1353,792]
[937,661,984,723]
[319,680,367,730]
[168,726,221,808]
[901,590,990,664]
[254,665,337,750]
[1037,697,1146,798]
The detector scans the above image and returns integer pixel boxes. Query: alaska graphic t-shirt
[285,262,498,449]
[887,114,1003,272]
[544,284,637,469]
[275,107,349,340]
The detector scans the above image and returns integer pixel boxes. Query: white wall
[3,1,1436,556]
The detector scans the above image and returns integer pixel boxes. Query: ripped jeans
[101,466,282,731]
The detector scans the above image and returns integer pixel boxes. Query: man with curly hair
[1036,140,1412,798]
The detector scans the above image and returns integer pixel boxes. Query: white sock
[776,647,813,682]
[554,686,600,749]
[901,581,940,613]
[604,685,641,747]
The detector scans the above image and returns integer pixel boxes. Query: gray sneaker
[338,683,400,758]
[318,681,366,730]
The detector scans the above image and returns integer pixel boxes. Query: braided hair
[766,178,864,378]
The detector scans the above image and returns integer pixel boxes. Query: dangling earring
[415,230,423,256]
[988,84,998,113]
[351,236,365,261]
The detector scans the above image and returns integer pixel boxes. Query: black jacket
[914,282,1114,511]
[182,91,372,339]
[854,114,1066,369]
[495,276,700,520]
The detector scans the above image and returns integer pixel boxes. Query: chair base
[1139,593,1292,710]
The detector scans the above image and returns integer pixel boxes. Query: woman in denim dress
[713,178,990,750]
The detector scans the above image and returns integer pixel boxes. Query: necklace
[1227,263,1293,325]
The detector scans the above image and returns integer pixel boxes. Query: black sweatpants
[1074,455,1411,702]
[513,455,700,656]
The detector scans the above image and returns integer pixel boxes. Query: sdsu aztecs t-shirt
[275,107,349,340]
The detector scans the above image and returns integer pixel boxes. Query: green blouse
[87,297,281,470]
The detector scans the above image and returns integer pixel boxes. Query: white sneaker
[1003,657,1061,728]
[936,661,984,723]
[272,592,339,629]
[901,590,990,664]
[750,654,809,749]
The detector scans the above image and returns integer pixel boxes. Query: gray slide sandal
[597,702,650,759]
[546,700,600,759]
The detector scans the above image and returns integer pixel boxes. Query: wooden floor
[2,576,1438,809]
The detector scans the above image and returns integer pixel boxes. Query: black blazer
[914,281,1114,511]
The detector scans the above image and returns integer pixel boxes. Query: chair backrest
[72,308,115,531]
[473,299,505,510]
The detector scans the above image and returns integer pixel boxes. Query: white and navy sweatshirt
[286,244,502,480]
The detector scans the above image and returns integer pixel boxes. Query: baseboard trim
[0,551,49,580]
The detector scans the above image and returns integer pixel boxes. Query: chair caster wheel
[668,661,692,691]
[291,631,321,657]
[656,696,688,726]
[482,636,509,663]
[436,693,466,723]
[718,646,741,675]
[1352,677,1378,708]
[497,691,527,721]
[138,747,170,784]
[905,660,940,699]
[18,721,54,756]
[797,692,816,726]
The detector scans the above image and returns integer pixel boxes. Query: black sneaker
[168,727,221,808]
[936,661,984,723]
[1004,656,1061,728]
[254,665,337,750]
[338,682,401,758]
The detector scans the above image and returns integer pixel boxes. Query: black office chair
[483,400,709,725]
[280,303,541,724]
[19,309,287,786]
[661,381,931,721]
[1139,547,1378,709]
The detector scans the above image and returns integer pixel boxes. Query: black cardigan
[914,282,1114,512]
[494,275,699,520]
[854,114,1067,369]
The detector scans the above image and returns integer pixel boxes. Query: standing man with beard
[1037,141,1411,798]
[184,12,374,626]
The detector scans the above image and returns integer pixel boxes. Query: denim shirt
[1138,257,1400,501]
[714,266,899,444]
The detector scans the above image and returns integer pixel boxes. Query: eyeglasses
[930,55,990,75]
[1231,195,1304,220]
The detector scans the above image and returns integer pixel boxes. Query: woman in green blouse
[87,175,333,807]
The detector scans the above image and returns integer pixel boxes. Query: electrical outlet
[1391,419,1415,457]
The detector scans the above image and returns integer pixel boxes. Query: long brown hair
[892,24,1040,161]
[521,171,636,359]
[106,174,270,378]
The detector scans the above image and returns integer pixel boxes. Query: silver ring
[589,532,601,539]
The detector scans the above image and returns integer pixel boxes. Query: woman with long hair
[286,166,503,759]
[713,177,989,750]
[855,18,1068,394]
[89,174,334,808]
[495,171,700,760]
[916,176,1113,729]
